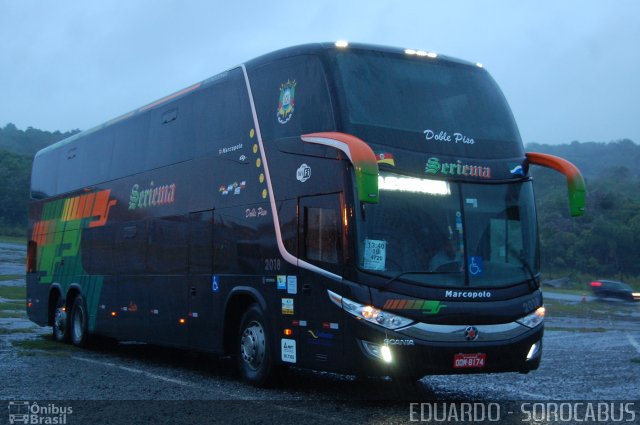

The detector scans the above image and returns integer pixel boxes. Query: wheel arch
[222,286,268,356]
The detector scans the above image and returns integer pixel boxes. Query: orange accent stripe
[140,83,201,112]
[76,195,87,220]
[383,299,393,309]
[83,193,96,218]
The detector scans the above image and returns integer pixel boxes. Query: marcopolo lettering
[445,290,492,299]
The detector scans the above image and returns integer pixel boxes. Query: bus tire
[70,295,89,347]
[237,304,276,386]
[52,296,70,343]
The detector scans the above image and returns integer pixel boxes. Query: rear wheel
[70,295,89,347]
[52,297,69,343]
[237,304,277,386]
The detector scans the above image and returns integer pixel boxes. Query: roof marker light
[416,50,428,57]
[476,62,484,68]
[335,40,349,48]
[405,49,417,55]
[426,52,438,58]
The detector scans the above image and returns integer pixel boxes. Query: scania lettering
[26,42,585,385]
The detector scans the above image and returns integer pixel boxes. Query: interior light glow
[426,52,438,58]
[335,40,349,48]
[379,174,450,195]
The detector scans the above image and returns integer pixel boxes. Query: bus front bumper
[349,320,543,378]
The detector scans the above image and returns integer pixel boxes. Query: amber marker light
[110,311,117,317]
[179,318,186,324]
[284,329,293,336]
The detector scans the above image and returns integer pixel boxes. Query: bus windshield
[357,173,539,288]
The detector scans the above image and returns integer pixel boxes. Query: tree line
[0,123,638,282]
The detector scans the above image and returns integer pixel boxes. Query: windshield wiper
[380,270,458,291]
[507,247,539,291]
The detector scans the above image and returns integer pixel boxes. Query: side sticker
[281,338,297,363]
[281,298,294,315]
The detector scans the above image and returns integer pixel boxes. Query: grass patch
[0,274,23,282]
[0,285,26,300]
[0,235,25,245]
[12,336,70,351]
[0,301,25,311]
[545,300,631,319]
[545,326,608,333]
[0,327,36,335]
[0,310,26,318]
[543,287,587,296]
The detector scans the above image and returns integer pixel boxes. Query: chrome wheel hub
[240,321,265,370]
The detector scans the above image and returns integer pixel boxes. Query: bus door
[296,193,345,368]
[187,210,220,351]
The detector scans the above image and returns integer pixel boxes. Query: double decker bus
[26,42,585,385]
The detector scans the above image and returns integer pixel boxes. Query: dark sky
[1,0,638,144]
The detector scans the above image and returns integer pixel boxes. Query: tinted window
[194,69,255,157]
[333,51,522,157]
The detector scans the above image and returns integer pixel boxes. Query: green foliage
[0,123,77,236]
[529,139,640,282]
[0,123,79,157]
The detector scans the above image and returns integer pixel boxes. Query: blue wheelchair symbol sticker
[468,256,483,276]
[212,275,219,292]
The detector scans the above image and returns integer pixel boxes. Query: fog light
[381,345,393,363]
[526,341,541,361]
[361,340,393,363]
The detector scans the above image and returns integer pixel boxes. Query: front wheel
[237,304,277,386]
[70,295,89,347]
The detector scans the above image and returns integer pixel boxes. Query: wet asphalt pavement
[1,242,639,424]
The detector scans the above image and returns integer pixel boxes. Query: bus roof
[36,42,476,159]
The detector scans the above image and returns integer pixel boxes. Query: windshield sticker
[468,256,484,276]
[277,79,296,124]
[296,163,311,182]
[465,198,478,208]
[382,299,447,315]
[425,157,491,179]
[424,129,475,145]
[363,239,387,270]
[375,152,396,166]
[509,162,526,177]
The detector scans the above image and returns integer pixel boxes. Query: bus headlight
[327,290,414,330]
[516,306,545,329]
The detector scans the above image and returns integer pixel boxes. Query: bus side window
[299,193,343,271]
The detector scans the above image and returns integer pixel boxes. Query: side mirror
[526,152,586,217]
[301,132,379,203]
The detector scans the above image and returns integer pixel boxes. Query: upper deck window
[333,51,522,157]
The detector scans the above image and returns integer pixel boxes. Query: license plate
[453,353,486,368]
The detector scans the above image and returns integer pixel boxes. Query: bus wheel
[70,295,89,347]
[238,304,276,386]
[53,297,69,343]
